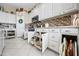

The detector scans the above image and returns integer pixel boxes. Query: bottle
[67,40,74,56]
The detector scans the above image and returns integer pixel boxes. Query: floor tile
[2,38,58,56]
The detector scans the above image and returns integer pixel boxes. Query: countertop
[35,26,79,29]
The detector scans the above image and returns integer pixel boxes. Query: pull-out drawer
[49,29,60,33]
[48,40,59,53]
[61,28,78,35]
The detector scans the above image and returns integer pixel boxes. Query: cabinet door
[0,38,4,55]
[10,14,16,24]
[0,12,4,23]
[48,32,61,53]
[0,12,8,23]
[45,3,53,19]
[42,33,48,53]
[25,13,30,24]
[62,3,76,13]
[28,32,35,43]
[28,14,32,23]
[0,37,2,55]
[49,33,61,42]
[52,3,76,17]
[39,4,45,20]
[40,3,53,20]
[8,14,16,24]
[48,40,59,53]
[52,3,63,17]
[4,13,9,23]
[0,30,4,55]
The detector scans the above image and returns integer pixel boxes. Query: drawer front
[36,29,49,32]
[49,33,61,42]
[49,29,60,33]
[48,41,59,52]
[61,28,78,34]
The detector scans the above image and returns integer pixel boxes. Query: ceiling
[0,3,38,11]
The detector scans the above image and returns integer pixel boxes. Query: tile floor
[2,38,58,56]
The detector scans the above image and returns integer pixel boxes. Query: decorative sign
[18,19,23,24]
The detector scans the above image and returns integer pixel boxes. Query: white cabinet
[39,3,53,21]
[28,4,40,22]
[48,33,60,53]
[52,3,65,17]
[62,3,77,13]
[48,40,59,53]
[0,11,16,24]
[23,12,31,24]
[0,37,3,55]
[52,3,78,17]
[42,33,48,53]
[0,29,4,55]
[9,14,16,24]
[48,29,61,53]
[28,13,32,24]
[0,12,7,23]
[29,3,79,21]
[49,33,60,42]
[29,3,53,21]
[28,31,35,43]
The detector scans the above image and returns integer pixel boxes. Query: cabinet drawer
[49,29,60,33]
[49,33,61,42]
[48,41,59,52]
[61,28,78,34]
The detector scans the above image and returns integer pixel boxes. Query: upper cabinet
[62,3,76,13]
[25,13,32,24]
[29,4,40,22]
[52,3,79,17]
[52,3,64,17]
[29,3,53,21]
[28,3,79,22]
[39,3,53,21]
[0,11,16,24]
[8,14,16,24]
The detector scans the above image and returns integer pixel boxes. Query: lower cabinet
[48,40,59,53]
[28,31,35,43]
[42,33,48,53]
[48,32,61,53]
[28,27,78,54]
[0,30,4,55]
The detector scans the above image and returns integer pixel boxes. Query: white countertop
[35,26,79,29]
